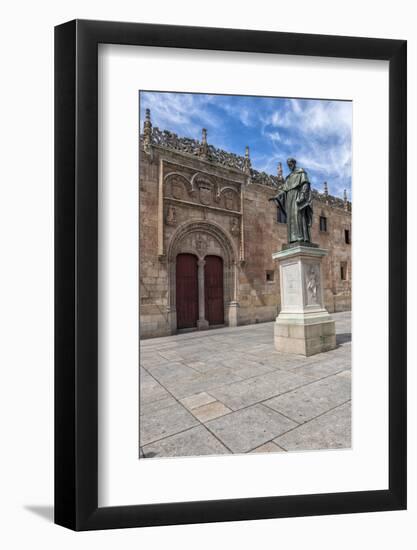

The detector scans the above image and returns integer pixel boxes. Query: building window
[344,229,351,244]
[266,270,275,282]
[319,216,327,232]
[277,206,287,224]
[340,261,347,281]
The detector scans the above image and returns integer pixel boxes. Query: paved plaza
[140,311,351,458]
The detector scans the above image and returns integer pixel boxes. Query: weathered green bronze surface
[269,158,314,245]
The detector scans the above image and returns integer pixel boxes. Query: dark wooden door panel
[176,254,198,329]
[204,255,224,326]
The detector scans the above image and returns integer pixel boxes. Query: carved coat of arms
[195,233,209,255]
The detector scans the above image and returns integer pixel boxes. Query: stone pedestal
[272,245,336,356]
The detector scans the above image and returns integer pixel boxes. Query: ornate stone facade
[139,122,352,339]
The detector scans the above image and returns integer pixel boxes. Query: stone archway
[166,220,239,333]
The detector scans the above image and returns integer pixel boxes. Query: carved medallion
[171,181,184,200]
[199,186,212,206]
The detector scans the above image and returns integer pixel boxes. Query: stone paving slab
[208,370,311,411]
[250,441,285,453]
[180,391,216,410]
[274,402,351,451]
[290,357,350,380]
[206,404,298,453]
[163,368,244,400]
[192,401,232,422]
[144,361,200,382]
[142,425,230,458]
[140,395,178,416]
[140,376,170,405]
[140,402,199,446]
[220,358,276,378]
[264,371,351,423]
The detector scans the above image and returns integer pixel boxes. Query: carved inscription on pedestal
[282,262,302,308]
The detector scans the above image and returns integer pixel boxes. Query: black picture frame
[55,19,407,531]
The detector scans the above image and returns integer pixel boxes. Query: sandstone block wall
[139,143,351,339]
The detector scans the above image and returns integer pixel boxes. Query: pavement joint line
[258,402,302,426]
[142,364,351,430]
[246,439,288,453]
[191,389,351,449]
[140,368,200,448]
[140,364,235,453]
[269,399,352,447]
[192,418,236,454]
[259,375,351,415]
[191,361,343,393]
[142,352,347,376]
[272,442,287,452]
[142,425,205,453]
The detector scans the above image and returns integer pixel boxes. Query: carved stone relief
[199,185,212,206]
[171,180,185,200]
[194,233,209,255]
[166,205,177,226]
[224,190,235,210]
[305,264,321,306]
[230,217,240,236]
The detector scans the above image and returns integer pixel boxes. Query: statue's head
[287,157,296,171]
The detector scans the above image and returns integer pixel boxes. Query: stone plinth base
[272,245,336,357]
[275,316,336,357]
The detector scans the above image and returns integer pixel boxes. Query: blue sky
[140,91,352,199]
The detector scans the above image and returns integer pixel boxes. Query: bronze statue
[269,158,313,244]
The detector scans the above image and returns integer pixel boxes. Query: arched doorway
[204,256,224,326]
[167,221,239,333]
[176,253,198,329]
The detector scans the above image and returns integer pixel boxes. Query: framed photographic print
[55,20,407,530]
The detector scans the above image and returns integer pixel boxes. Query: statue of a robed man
[269,158,313,244]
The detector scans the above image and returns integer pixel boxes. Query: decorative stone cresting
[141,123,351,210]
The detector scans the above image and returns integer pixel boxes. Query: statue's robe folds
[276,168,313,243]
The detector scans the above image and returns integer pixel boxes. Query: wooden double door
[176,253,224,329]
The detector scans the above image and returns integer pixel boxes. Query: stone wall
[139,136,351,339]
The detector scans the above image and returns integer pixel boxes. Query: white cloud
[267,98,351,137]
[263,98,352,196]
[140,92,220,139]
[214,99,256,128]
